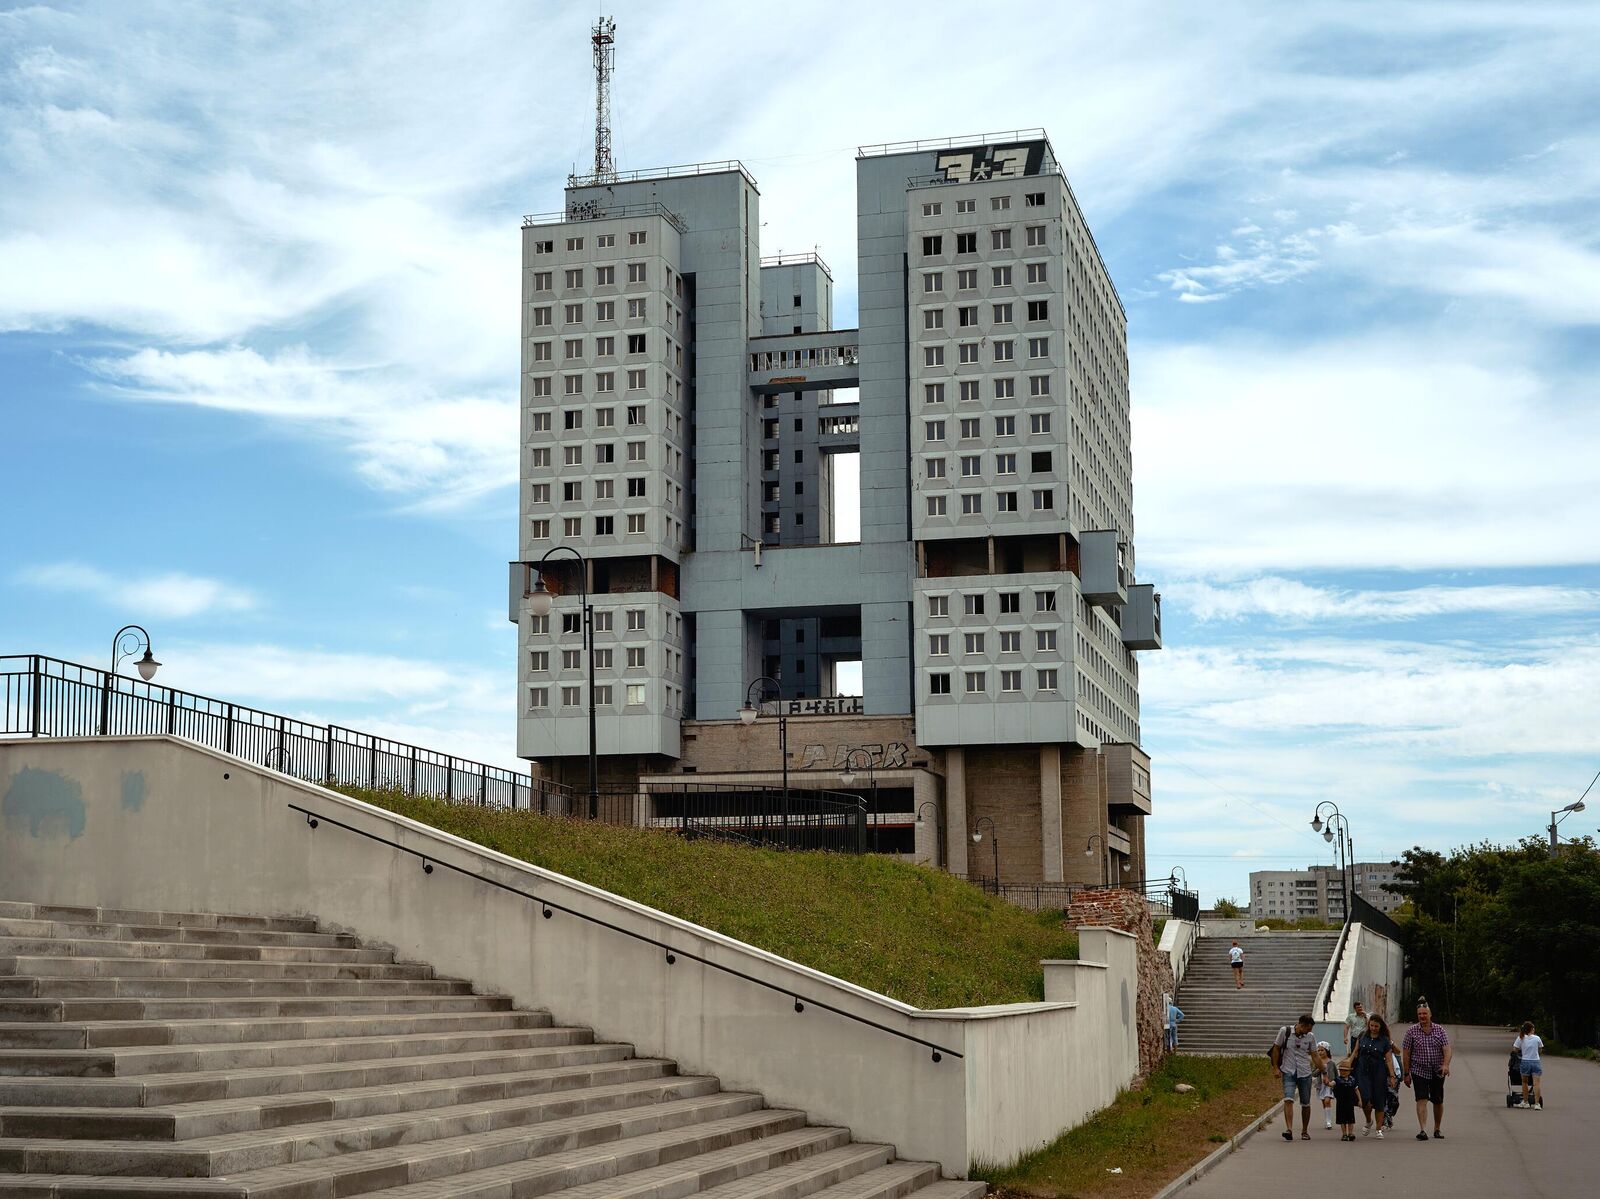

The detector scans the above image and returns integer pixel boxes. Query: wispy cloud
[88,347,517,505]
[17,562,256,619]
[1167,577,1600,623]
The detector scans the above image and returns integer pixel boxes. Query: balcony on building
[1079,530,1128,608]
[1122,584,1162,649]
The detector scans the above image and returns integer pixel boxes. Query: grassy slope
[983,1056,1279,1197]
[336,788,1077,1010]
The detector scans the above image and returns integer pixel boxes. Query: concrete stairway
[0,900,984,1198]
[1173,933,1341,1056]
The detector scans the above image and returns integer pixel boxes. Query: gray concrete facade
[513,131,1160,809]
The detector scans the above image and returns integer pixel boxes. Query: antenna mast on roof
[591,16,617,184]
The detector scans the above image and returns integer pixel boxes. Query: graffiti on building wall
[797,742,911,770]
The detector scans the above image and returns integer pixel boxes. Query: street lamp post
[1548,801,1586,857]
[527,550,598,819]
[1085,833,1108,886]
[1311,802,1351,919]
[738,676,788,828]
[101,624,160,736]
[840,748,877,806]
[972,816,999,889]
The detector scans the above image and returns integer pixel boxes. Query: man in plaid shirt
[1401,999,1453,1140]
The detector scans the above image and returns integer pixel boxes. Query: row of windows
[528,407,656,432]
[944,452,1042,477]
[920,226,1049,256]
[927,668,1059,695]
[527,683,650,709]
[529,299,653,328]
[530,261,650,291]
[527,442,653,466]
[922,264,1050,294]
[920,347,1052,375]
[530,646,651,671]
[529,331,651,355]
[527,610,682,637]
[921,300,1050,330]
[920,192,1049,217]
[926,591,1058,617]
[529,513,657,538]
[530,229,651,254]
[923,490,1054,516]
[925,420,1053,444]
[530,476,656,501]
[928,628,1059,655]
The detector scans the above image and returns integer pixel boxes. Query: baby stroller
[1505,1048,1550,1108]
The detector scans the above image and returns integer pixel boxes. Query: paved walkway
[1182,1025,1598,1199]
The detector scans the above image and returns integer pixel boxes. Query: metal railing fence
[1,654,869,852]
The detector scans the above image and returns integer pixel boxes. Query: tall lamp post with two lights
[972,816,999,889]
[527,549,598,819]
[100,624,160,736]
[1311,802,1352,918]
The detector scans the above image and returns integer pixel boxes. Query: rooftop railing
[567,159,758,190]
[858,129,1050,158]
[522,200,687,233]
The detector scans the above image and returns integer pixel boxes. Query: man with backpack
[1270,1014,1321,1141]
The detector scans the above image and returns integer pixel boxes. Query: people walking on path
[1352,1013,1396,1137]
[1229,940,1244,989]
[1165,994,1184,1052]
[1345,999,1367,1051]
[1332,1060,1361,1140]
[1401,999,1452,1140]
[1314,1042,1336,1129]
[1513,1021,1544,1109]
[1270,1014,1320,1141]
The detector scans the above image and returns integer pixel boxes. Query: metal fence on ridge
[0,654,869,853]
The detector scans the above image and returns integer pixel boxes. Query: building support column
[945,748,968,876]
[1040,744,1063,882]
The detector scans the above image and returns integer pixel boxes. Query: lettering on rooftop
[934,140,1048,182]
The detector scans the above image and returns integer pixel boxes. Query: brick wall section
[1060,744,1108,886]
[967,746,1046,884]
[1067,888,1174,1080]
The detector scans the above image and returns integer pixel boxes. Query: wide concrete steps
[0,901,975,1197]
[1175,935,1340,1056]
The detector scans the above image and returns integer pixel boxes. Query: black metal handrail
[1,654,872,851]
[1350,892,1404,942]
[288,801,961,1062]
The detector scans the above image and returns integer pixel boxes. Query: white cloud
[88,347,516,504]
[1167,577,1600,623]
[1133,331,1600,573]
[17,562,255,618]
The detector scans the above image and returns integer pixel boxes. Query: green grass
[981,1055,1277,1198]
[334,788,1077,1010]
[1255,917,1339,931]
[1547,1045,1599,1063]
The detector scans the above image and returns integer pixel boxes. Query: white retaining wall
[1314,922,1405,1051]
[0,736,1142,1176]
[1158,917,1198,987]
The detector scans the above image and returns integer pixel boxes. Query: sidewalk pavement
[1179,1024,1597,1199]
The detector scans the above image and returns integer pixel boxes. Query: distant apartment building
[1249,862,1404,921]
[510,131,1162,887]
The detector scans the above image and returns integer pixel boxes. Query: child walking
[1333,1060,1361,1140]
[1314,1042,1336,1129]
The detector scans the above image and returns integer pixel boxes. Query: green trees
[1387,838,1600,1046]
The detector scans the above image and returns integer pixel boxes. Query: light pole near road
[737,675,788,820]
[1548,801,1586,857]
[839,747,877,806]
[100,624,160,736]
[915,800,942,867]
[1311,801,1351,918]
[527,549,598,819]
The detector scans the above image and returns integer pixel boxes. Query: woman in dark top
[1353,1014,1396,1136]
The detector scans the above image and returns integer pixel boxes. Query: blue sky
[2,1,1597,903]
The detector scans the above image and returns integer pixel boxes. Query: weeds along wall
[0,736,1143,1176]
